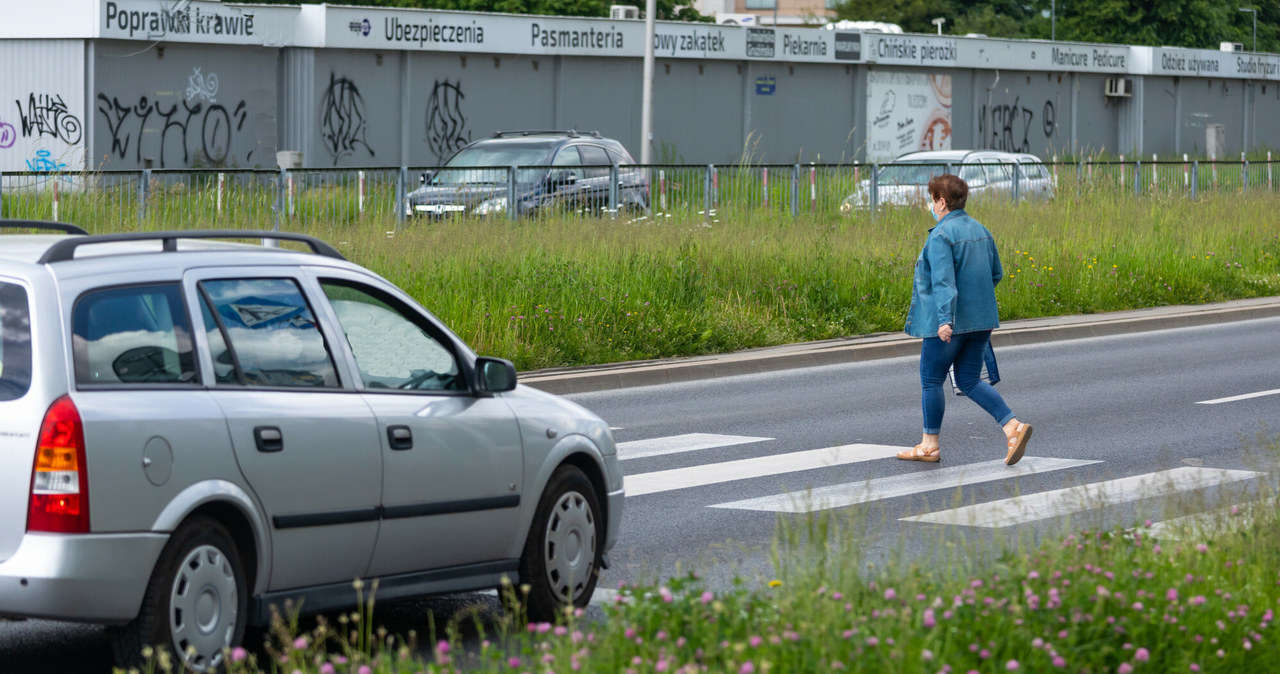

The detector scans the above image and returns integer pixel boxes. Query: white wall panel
[0,40,88,172]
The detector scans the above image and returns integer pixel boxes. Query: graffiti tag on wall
[97,94,248,167]
[0,117,15,149]
[426,80,470,163]
[186,68,219,103]
[319,73,375,165]
[26,149,67,172]
[978,97,1057,153]
[16,93,83,145]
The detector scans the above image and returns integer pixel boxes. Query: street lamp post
[931,17,945,35]
[1051,0,1056,41]
[1240,7,1257,52]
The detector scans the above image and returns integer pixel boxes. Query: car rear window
[72,284,198,386]
[0,282,32,401]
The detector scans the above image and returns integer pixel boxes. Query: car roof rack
[0,219,89,235]
[38,230,346,264]
[491,130,603,139]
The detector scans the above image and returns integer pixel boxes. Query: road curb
[520,296,1280,395]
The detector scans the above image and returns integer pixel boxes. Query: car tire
[518,465,603,623]
[109,515,248,673]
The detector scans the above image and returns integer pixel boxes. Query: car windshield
[877,161,949,186]
[433,142,554,186]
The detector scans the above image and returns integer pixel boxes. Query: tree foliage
[831,0,1278,52]
[246,0,709,22]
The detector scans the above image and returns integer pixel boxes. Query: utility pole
[1239,7,1257,52]
[1051,0,1056,41]
[640,0,656,164]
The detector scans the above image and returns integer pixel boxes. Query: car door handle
[387,425,413,451]
[254,426,283,452]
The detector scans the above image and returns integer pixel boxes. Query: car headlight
[473,197,508,216]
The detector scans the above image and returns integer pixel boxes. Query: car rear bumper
[0,532,167,624]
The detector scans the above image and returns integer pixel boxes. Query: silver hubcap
[543,490,596,603]
[169,544,238,672]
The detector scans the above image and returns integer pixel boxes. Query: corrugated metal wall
[0,40,87,172]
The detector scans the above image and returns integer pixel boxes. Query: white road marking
[1145,502,1261,540]
[901,467,1264,528]
[710,457,1101,513]
[1196,388,1280,405]
[625,444,903,496]
[617,433,773,461]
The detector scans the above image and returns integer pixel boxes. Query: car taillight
[28,396,90,533]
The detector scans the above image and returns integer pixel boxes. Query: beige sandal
[1004,422,1033,465]
[897,444,941,463]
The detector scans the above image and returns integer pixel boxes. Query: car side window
[198,278,339,388]
[983,159,1013,182]
[320,280,463,392]
[0,282,32,401]
[552,146,585,181]
[1020,160,1047,180]
[960,164,987,187]
[72,284,198,386]
[579,145,612,178]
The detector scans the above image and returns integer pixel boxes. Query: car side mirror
[475,356,517,394]
[548,170,577,187]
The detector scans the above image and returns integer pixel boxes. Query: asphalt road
[3,316,1277,672]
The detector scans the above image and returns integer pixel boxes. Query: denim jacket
[904,209,1003,338]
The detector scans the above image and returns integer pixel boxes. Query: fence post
[396,166,407,224]
[712,164,719,210]
[357,170,365,214]
[609,163,620,219]
[659,169,667,212]
[1133,159,1140,196]
[1242,153,1249,192]
[1269,151,1274,191]
[0,170,4,218]
[217,172,226,214]
[809,164,816,213]
[704,164,713,217]
[508,165,518,220]
[790,164,800,218]
[1191,161,1198,200]
[272,167,284,234]
[1151,154,1157,192]
[139,168,151,223]
[1011,162,1020,201]
[762,167,769,209]
[1183,154,1189,191]
[869,162,879,218]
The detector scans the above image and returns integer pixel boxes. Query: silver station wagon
[0,222,624,671]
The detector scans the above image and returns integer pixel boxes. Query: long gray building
[2,0,1278,172]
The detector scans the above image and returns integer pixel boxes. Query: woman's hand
[937,324,953,343]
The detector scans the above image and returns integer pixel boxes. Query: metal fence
[2,158,1276,228]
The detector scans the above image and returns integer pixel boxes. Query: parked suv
[839,149,1055,213]
[406,130,649,218]
[0,222,624,671]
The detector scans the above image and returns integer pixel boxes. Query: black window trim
[196,276,345,391]
[0,279,33,401]
[70,281,202,390]
[318,276,472,397]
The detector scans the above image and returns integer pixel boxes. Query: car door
[545,145,588,212]
[188,269,382,591]
[312,272,524,577]
[577,144,615,212]
[1018,158,1051,199]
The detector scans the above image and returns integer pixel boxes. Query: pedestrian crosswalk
[618,432,1268,529]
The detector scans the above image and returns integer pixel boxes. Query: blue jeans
[920,330,1014,434]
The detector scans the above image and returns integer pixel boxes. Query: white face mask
[930,200,942,222]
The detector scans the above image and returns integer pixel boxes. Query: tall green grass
[13,184,1280,371]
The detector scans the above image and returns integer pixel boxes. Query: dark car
[406,131,649,218]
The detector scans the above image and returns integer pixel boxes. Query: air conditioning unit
[717,13,758,25]
[1104,77,1133,97]
[610,5,640,19]
[1220,41,1244,53]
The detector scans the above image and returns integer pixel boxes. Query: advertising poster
[866,71,951,162]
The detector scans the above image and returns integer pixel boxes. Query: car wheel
[110,515,248,673]
[518,465,603,622]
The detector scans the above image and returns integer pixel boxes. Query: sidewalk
[520,296,1280,395]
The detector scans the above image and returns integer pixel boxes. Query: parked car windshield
[877,161,947,186]
[433,142,555,186]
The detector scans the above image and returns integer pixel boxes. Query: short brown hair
[927,174,968,211]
